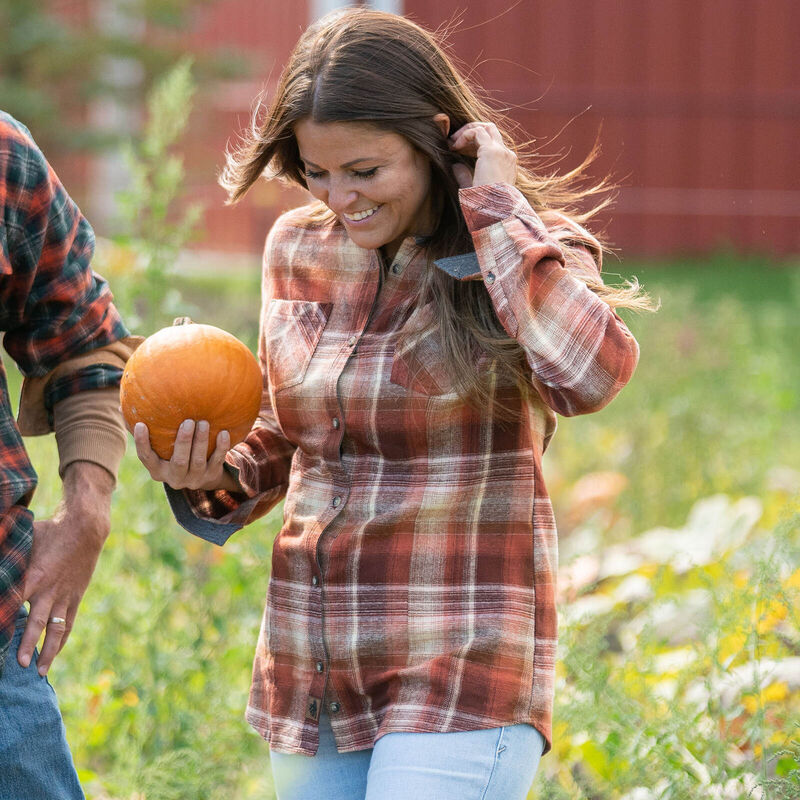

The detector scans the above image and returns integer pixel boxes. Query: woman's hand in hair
[448,122,517,189]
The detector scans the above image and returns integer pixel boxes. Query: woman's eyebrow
[300,155,379,169]
[341,157,377,168]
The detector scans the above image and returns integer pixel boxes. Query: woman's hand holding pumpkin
[448,121,517,189]
[134,419,238,492]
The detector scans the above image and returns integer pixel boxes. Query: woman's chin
[346,229,387,252]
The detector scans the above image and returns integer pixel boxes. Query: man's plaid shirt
[0,112,129,673]
[167,183,640,755]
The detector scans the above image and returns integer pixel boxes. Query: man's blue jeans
[0,608,85,800]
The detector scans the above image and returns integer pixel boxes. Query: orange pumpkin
[120,319,262,460]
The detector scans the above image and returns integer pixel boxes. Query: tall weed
[106,57,203,331]
[535,507,800,799]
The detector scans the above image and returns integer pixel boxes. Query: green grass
[546,256,800,532]
[5,255,798,799]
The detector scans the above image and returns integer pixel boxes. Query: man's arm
[17,460,113,676]
[17,385,127,675]
[0,113,134,673]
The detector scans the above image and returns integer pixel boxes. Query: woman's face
[294,119,434,263]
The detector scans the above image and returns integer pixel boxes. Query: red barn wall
[179,0,312,255]
[401,0,799,258]
[48,0,800,259]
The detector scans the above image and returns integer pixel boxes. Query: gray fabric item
[432,252,481,280]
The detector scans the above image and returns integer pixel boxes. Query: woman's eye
[303,167,376,180]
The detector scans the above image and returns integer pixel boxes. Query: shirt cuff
[17,336,144,436]
[458,183,530,230]
[164,485,244,546]
[53,387,127,482]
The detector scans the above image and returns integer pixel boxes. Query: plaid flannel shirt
[0,112,129,673]
[167,182,639,755]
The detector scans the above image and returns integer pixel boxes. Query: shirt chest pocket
[264,299,332,393]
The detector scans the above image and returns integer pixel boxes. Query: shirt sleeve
[165,228,298,545]
[52,387,127,482]
[0,115,130,413]
[459,182,640,417]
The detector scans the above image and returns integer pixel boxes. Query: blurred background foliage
[1,48,798,800]
[0,0,246,153]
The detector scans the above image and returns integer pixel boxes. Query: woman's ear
[433,113,450,139]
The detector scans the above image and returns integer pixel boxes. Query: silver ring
[48,616,67,625]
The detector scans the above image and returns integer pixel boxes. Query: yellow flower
[122,689,140,707]
[741,681,789,714]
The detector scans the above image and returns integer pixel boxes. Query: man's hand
[18,461,113,675]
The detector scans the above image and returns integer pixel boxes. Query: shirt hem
[247,705,552,756]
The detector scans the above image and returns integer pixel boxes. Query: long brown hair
[220,8,652,410]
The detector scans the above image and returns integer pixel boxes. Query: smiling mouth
[343,205,381,222]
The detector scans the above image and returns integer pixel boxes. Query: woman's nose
[327,180,358,212]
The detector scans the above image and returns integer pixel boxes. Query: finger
[169,419,196,474]
[56,605,77,657]
[133,423,163,476]
[17,602,49,669]
[449,121,494,140]
[479,122,504,144]
[469,126,496,148]
[209,429,231,468]
[188,420,212,476]
[449,121,489,140]
[457,122,505,147]
[448,128,477,155]
[449,125,494,156]
[36,611,70,676]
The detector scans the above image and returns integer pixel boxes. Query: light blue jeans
[269,711,546,799]
[0,608,85,800]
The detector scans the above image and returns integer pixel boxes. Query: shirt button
[311,575,319,586]
[485,271,496,285]
[347,336,357,347]
[332,496,342,508]
[391,263,401,275]
[332,417,340,429]
[329,702,341,713]
[315,661,324,673]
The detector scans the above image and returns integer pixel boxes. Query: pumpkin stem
[172,316,194,326]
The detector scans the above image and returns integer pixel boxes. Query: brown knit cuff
[18,336,144,437]
[53,387,128,483]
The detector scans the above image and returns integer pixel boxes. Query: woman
[134,9,647,799]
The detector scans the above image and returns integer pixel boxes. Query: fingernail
[181,419,193,431]
[198,420,209,432]
[19,654,30,668]
[38,667,48,677]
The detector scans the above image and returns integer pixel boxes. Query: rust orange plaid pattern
[0,112,129,673]
[168,183,639,755]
